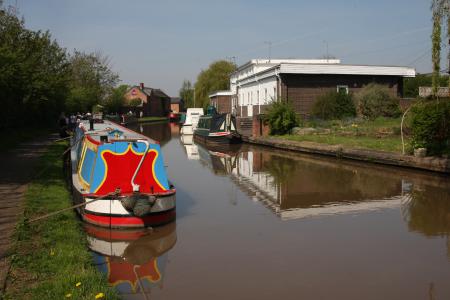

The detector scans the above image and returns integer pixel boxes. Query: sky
[4,0,446,96]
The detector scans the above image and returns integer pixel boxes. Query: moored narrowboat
[180,108,204,135]
[193,106,241,145]
[70,119,176,228]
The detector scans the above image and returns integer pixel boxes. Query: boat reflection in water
[180,134,200,160]
[85,222,176,298]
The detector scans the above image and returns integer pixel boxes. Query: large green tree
[194,60,236,108]
[431,0,450,97]
[179,80,194,108]
[66,51,119,113]
[0,4,70,129]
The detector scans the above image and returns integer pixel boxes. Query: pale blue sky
[6,0,445,96]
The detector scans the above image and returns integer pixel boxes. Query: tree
[179,80,194,108]
[0,4,70,129]
[430,0,450,97]
[104,84,128,113]
[67,51,119,112]
[431,2,442,97]
[194,60,236,108]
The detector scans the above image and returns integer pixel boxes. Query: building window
[265,88,267,104]
[337,85,349,94]
[273,87,277,100]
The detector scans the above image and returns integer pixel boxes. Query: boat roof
[79,119,156,144]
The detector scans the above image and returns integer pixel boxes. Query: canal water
[87,122,450,300]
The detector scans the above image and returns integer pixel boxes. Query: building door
[247,105,253,117]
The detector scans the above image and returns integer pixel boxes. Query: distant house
[124,83,171,117]
[229,59,416,118]
[170,97,185,113]
[209,91,233,114]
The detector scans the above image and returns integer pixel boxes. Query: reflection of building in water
[85,223,176,297]
[206,148,409,220]
[180,134,200,160]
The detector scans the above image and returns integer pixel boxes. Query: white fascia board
[208,90,233,98]
[236,66,279,87]
[279,64,416,77]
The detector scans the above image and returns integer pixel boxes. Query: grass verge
[278,117,410,153]
[4,141,118,300]
[279,134,404,153]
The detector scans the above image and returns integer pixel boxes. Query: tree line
[0,3,126,130]
[179,60,236,109]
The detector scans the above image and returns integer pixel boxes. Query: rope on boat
[27,190,120,223]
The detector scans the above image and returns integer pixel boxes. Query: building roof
[131,85,170,99]
[278,63,415,77]
[209,90,233,98]
[235,58,341,72]
[170,97,184,104]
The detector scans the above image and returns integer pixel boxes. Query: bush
[311,91,356,120]
[265,100,300,135]
[355,83,401,119]
[410,100,450,155]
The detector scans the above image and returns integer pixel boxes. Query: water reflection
[128,122,172,146]
[85,223,176,298]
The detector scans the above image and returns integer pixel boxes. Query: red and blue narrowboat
[70,119,176,228]
[85,222,176,295]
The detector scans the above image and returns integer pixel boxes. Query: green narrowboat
[193,106,242,145]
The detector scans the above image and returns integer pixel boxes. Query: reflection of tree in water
[263,155,297,185]
[403,185,450,258]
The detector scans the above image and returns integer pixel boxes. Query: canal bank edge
[245,136,450,174]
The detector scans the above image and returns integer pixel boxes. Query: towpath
[0,134,57,295]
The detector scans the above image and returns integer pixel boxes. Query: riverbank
[3,142,117,299]
[245,136,450,174]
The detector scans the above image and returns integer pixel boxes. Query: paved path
[0,134,58,295]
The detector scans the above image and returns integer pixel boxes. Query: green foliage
[67,51,119,113]
[179,80,194,108]
[265,100,300,135]
[410,100,450,155]
[355,83,401,119]
[311,91,356,120]
[0,5,120,129]
[104,84,128,113]
[194,60,236,109]
[403,74,448,98]
[0,8,70,129]
[432,12,442,97]
[129,98,142,107]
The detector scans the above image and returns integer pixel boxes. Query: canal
[87,122,450,300]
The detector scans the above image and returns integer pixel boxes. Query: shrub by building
[311,91,356,120]
[410,100,450,156]
[355,83,401,119]
[265,101,300,135]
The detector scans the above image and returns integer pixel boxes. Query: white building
[229,58,415,117]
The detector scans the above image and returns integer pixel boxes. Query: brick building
[209,91,233,114]
[229,59,416,118]
[170,97,185,113]
[124,83,171,117]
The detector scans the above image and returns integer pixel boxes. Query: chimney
[139,82,144,90]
